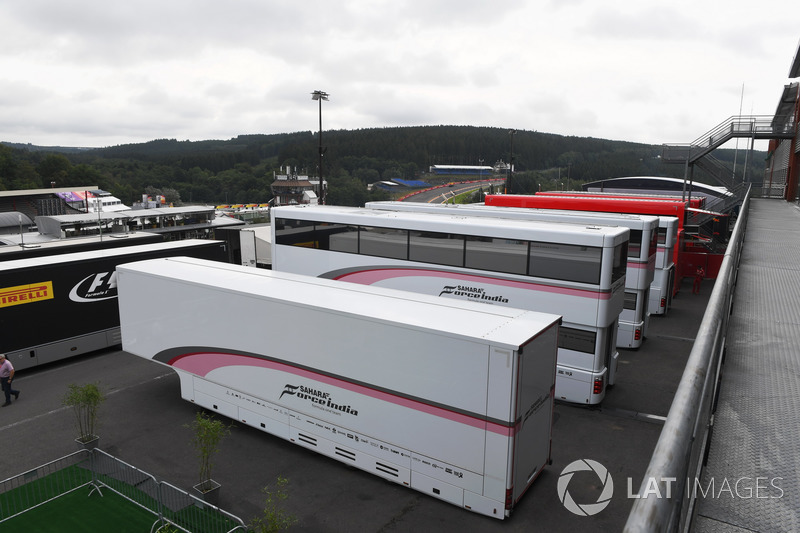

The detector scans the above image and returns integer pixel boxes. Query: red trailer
[484,194,692,293]
[535,190,706,209]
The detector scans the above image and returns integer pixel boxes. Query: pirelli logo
[0,282,54,308]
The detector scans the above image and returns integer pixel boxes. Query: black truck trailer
[0,232,163,262]
[0,239,227,370]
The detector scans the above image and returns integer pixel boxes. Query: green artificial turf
[0,484,158,532]
[0,463,246,533]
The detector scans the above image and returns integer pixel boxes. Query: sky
[1,1,798,149]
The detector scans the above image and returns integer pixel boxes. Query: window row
[275,218,628,285]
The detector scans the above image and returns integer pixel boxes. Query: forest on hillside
[0,126,767,207]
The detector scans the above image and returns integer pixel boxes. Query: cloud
[1,0,798,148]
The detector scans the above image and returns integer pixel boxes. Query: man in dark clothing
[0,354,20,407]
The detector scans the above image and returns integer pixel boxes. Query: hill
[1,126,765,207]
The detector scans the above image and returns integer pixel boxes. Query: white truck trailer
[117,257,561,519]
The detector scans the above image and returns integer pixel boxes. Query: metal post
[567,162,571,191]
[96,199,103,242]
[318,97,323,203]
[506,130,516,194]
[682,158,689,202]
[311,90,329,205]
[742,133,754,184]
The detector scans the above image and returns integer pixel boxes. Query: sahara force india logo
[279,384,359,416]
[438,284,509,303]
[0,282,54,308]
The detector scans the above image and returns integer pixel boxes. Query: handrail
[623,186,751,532]
[691,115,794,148]
[663,115,796,164]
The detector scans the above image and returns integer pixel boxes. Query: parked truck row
[4,195,683,518]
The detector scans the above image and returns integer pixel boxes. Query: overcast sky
[1,1,798,149]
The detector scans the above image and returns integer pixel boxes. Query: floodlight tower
[506,130,516,194]
[311,90,329,204]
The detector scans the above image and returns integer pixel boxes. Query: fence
[623,186,751,532]
[0,448,246,533]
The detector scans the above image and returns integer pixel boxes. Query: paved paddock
[0,279,710,532]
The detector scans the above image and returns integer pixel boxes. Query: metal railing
[663,115,796,164]
[0,448,246,533]
[624,186,751,532]
[0,449,94,522]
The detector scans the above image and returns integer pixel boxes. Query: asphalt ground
[0,277,711,532]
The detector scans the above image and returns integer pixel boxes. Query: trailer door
[511,327,558,503]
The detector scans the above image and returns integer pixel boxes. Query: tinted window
[530,242,601,284]
[559,327,597,354]
[409,231,464,266]
[628,229,642,258]
[623,291,637,310]
[328,224,360,253]
[274,218,316,247]
[612,242,628,284]
[359,226,408,259]
[649,230,658,257]
[464,236,527,274]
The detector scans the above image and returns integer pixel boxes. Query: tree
[327,176,369,206]
[161,187,182,205]
[10,161,43,190]
[63,382,105,443]
[37,154,72,183]
[68,164,103,188]
[353,167,380,184]
[249,476,298,533]
[0,145,17,188]
[185,411,231,490]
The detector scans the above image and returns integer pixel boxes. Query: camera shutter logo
[557,459,614,516]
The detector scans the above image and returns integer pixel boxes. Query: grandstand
[369,178,431,191]
[0,186,92,222]
[428,164,494,176]
[391,178,430,187]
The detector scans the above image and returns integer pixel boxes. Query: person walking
[0,354,20,407]
[693,266,706,295]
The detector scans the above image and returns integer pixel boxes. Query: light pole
[311,90,329,205]
[506,130,516,194]
[567,162,572,191]
[96,198,103,242]
[478,158,484,202]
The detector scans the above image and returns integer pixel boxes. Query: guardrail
[623,186,751,532]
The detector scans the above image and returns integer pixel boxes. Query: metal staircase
[658,115,796,250]
[662,115,796,233]
[662,114,795,165]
